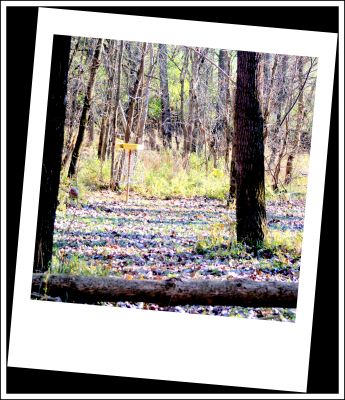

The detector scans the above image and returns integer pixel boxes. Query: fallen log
[32,273,298,308]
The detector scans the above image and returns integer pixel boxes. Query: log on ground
[32,273,298,308]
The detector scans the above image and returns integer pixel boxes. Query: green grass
[60,138,309,202]
[194,221,303,261]
[50,251,111,277]
[132,151,229,200]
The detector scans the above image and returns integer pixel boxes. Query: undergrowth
[59,143,309,203]
[50,248,111,277]
[195,221,303,263]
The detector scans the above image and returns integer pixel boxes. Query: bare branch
[279,57,315,127]
[185,46,236,86]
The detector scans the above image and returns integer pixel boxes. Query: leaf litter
[52,191,305,322]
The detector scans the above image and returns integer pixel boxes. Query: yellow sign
[115,143,144,151]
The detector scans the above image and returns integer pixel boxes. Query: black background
[6,5,339,395]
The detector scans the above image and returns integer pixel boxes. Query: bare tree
[158,43,172,148]
[68,38,103,178]
[110,40,125,190]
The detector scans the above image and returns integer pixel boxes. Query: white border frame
[5,6,338,394]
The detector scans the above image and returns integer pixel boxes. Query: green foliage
[265,153,309,199]
[78,156,111,191]
[133,151,229,200]
[194,218,302,262]
[57,175,70,213]
[148,96,162,120]
[50,251,110,277]
[263,230,303,259]
[61,144,112,193]
[167,49,190,105]
[195,221,236,256]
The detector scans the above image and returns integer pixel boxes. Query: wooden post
[126,149,132,202]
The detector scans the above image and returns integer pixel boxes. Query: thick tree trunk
[234,51,267,245]
[33,36,71,272]
[158,43,172,148]
[32,274,298,308]
[68,38,102,178]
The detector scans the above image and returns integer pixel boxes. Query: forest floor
[51,190,306,322]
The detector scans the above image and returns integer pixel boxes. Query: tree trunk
[211,49,229,169]
[263,54,278,143]
[101,43,119,162]
[97,40,117,161]
[110,40,125,190]
[62,42,86,170]
[33,36,71,272]
[284,57,306,185]
[124,42,147,143]
[32,274,298,308]
[113,43,147,190]
[272,117,290,191]
[224,51,233,171]
[234,51,267,245]
[228,147,236,204]
[158,43,172,148]
[267,55,289,176]
[68,38,103,178]
[271,57,300,191]
[87,112,94,144]
[180,48,190,157]
[135,44,155,143]
[184,50,201,157]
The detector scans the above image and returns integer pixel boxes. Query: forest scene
[31,34,318,323]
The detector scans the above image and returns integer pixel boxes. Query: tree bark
[32,274,298,308]
[284,57,306,185]
[211,49,229,168]
[68,38,102,178]
[158,43,172,148]
[112,43,147,190]
[97,40,117,160]
[272,117,290,191]
[180,48,190,156]
[33,35,71,272]
[101,42,119,162]
[267,55,289,176]
[228,148,236,204]
[263,54,278,143]
[62,40,87,170]
[110,40,125,190]
[135,44,155,143]
[234,51,267,245]
[124,42,147,143]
